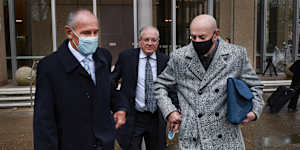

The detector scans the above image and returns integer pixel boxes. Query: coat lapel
[199,38,230,90]
[57,40,91,80]
[93,49,107,87]
[133,48,140,86]
[156,53,164,74]
[185,43,206,81]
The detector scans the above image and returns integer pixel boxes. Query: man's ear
[65,26,73,40]
[214,29,220,40]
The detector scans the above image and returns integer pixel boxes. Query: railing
[0,59,39,108]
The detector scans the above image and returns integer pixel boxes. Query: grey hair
[66,9,94,28]
[138,26,160,39]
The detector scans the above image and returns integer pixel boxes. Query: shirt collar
[139,49,157,60]
[68,41,93,62]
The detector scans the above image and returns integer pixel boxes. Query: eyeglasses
[141,38,159,43]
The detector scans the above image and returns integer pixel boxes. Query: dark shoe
[288,108,298,112]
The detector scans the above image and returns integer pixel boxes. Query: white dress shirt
[135,49,157,111]
[68,42,96,84]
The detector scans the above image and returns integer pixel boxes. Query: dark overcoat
[290,60,300,87]
[34,40,128,150]
[112,48,178,149]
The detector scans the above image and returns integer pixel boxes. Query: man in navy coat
[33,9,128,150]
[112,26,179,150]
[288,60,300,112]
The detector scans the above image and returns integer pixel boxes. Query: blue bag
[226,77,253,124]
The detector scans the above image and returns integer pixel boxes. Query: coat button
[215,88,219,93]
[193,138,197,141]
[198,90,203,95]
[198,113,203,118]
[85,92,90,99]
[218,134,222,138]
[215,112,219,117]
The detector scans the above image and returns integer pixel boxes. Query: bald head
[189,14,219,56]
[190,14,217,34]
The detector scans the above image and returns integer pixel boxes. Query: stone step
[261,80,291,87]
[0,96,34,102]
[0,87,34,108]
[262,80,292,93]
[0,87,35,95]
[0,102,33,108]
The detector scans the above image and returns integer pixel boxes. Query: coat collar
[57,39,106,74]
[185,37,230,89]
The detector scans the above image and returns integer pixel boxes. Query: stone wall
[219,0,257,69]
[234,0,257,68]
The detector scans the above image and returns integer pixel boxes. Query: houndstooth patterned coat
[154,38,264,150]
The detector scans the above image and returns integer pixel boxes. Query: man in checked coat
[154,14,264,150]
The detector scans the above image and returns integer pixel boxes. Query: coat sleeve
[167,85,180,110]
[110,52,129,113]
[162,56,180,110]
[239,48,265,119]
[111,52,122,89]
[33,59,58,150]
[289,60,300,74]
[161,54,180,109]
[154,53,178,120]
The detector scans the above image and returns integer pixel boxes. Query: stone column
[219,0,234,42]
[138,0,152,30]
[0,0,8,86]
[233,0,257,69]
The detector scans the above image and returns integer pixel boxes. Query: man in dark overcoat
[34,9,128,150]
[112,26,178,150]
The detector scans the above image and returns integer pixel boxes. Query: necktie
[82,57,91,75]
[82,58,96,85]
[145,56,157,113]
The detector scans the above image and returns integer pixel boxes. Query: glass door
[176,0,208,48]
[4,0,53,79]
[266,0,293,73]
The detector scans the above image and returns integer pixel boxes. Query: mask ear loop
[70,27,80,48]
[211,31,217,41]
[71,29,80,38]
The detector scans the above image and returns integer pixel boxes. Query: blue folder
[226,77,253,124]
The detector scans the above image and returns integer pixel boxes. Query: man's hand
[242,111,256,123]
[168,111,182,132]
[113,110,126,129]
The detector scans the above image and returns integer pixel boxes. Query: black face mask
[192,35,214,56]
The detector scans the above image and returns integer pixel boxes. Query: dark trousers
[288,86,300,110]
[128,110,164,150]
[96,146,102,150]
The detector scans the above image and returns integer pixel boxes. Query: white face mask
[72,30,98,56]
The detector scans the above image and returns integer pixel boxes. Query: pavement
[1,93,300,150]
